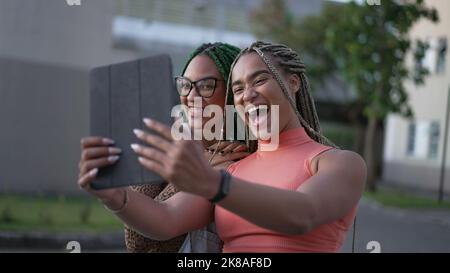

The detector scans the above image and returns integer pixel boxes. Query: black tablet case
[89,55,177,189]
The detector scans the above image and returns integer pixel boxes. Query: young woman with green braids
[77,43,248,252]
[78,41,366,253]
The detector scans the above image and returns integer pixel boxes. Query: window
[406,120,440,160]
[407,122,416,155]
[422,38,438,74]
[436,37,447,75]
[418,37,448,75]
[429,121,440,159]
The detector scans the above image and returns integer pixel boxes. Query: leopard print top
[124,183,187,253]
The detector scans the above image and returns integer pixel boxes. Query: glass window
[436,37,447,75]
[429,122,440,159]
[406,120,440,160]
[407,122,416,156]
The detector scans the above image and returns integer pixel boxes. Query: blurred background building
[383,0,450,197]
[0,0,327,196]
[0,0,448,198]
[1,0,449,253]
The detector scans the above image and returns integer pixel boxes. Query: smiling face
[230,52,302,138]
[180,54,226,130]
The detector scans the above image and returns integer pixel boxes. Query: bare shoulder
[320,149,365,165]
[316,149,367,178]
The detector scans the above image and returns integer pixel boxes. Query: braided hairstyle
[181,42,241,82]
[225,41,337,152]
[180,42,245,162]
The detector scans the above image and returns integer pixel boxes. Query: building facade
[383,0,450,197]
[0,0,326,196]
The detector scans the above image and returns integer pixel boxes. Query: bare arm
[131,119,365,237]
[213,150,366,235]
[108,190,213,241]
[78,136,214,242]
[116,143,247,241]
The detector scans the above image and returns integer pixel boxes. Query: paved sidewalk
[341,198,450,253]
[2,198,450,253]
[0,231,125,253]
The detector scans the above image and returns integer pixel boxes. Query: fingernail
[108,147,122,154]
[133,129,144,137]
[108,155,120,162]
[138,157,145,163]
[102,138,115,145]
[143,118,153,125]
[130,143,140,151]
[89,168,98,176]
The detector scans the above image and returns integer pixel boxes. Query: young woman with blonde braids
[78,41,366,253]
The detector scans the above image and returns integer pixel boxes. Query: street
[341,199,450,253]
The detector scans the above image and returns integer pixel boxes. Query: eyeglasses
[175,76,223,98]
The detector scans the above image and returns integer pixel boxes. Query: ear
[287,74,301,95]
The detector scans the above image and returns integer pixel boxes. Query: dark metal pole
[438,86,450,203]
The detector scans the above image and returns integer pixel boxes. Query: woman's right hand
[78,136,124,205]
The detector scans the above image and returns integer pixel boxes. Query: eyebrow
[180,75,220,82]
[231,69,271,87]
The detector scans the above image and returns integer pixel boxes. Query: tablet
[89,54,177,189]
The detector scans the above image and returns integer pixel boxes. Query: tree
[250,0,344,86]
[251,0,438,191]
[324,0,438,191]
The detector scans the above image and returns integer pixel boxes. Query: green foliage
[321,122,355,150]
[251,0,439,120]
[0,205,14,223]
[80,204,92,225]
[0,195,122,232]
[325,0,438,120]
[364,186,450,209]
[38,209,54,226]
[250,0,345,86]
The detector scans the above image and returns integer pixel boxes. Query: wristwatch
[209,170,232,204]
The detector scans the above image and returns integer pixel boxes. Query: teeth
[246,105,269,115]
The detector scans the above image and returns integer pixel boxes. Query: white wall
[383,0,450,194]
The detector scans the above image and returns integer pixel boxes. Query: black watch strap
[209,170,231,204]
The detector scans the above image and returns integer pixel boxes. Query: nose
[187,85,201,103]
[243,87,258,102]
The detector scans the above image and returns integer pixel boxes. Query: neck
[280,116,302,134]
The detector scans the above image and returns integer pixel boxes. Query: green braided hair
[224,41,337,152]
[180,42,244,161]
[181,42,241,83]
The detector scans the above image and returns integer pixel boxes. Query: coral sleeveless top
[215,127,358,253]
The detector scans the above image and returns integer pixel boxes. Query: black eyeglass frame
[175,76,224,98]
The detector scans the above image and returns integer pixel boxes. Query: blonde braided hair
[223,41,337,152]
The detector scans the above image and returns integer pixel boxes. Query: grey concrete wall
[0,0,137,69]
[0,0,331,197]
[0,0,140,196]
[0,57,89,196]
[383,160,450,195]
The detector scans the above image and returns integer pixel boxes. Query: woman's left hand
[204,141,250,170]
[130,118,220,199]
